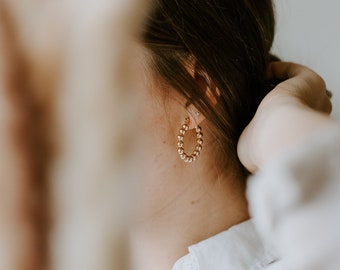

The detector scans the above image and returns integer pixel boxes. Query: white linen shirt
[172,220,278,270]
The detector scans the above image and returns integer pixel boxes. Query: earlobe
[185,104,204,129]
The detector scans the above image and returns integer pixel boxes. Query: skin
[129,47,249,270]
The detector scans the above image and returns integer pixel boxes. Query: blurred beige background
[273,0,340,118]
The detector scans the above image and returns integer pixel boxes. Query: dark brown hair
[142,0,277,177]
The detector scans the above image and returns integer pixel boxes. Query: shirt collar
[173,220,278,270]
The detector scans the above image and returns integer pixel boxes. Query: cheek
[133,87,184,174]
[136,76,183,146]
[130,49,186,172]
[137,98,172,156]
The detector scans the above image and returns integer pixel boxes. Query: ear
[195,69,220,106]
[185,61,221,129]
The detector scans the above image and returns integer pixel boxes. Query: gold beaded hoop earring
[177,117,203,163]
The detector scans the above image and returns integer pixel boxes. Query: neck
[129,159,249,270]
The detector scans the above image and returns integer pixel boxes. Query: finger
[326,90,333,99]
[267,62,325,86]
[321,90,333,115]
[267,62,332,114]
[268,62,327,93]
[267,62,307,80]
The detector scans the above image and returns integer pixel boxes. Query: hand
[237,62,333,173]
[265,62,332,113]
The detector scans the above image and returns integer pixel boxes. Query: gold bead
[193,150,200,156]
[196,138,203,145]
[195,145,202,151]
[196,126,202,133]
[178,135,184,140]
[197,132,203,139]
[182,124,189,131]
[177,141,184,147]
[185,158,193,163]
[178,148,184,155]
[180,154,186,160]
[179,129,186,135]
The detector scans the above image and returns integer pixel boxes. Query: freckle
[191,201,195,205]
[162,140,166,144]
[173,164,177,169]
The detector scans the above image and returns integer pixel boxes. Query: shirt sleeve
[247,126,340,270]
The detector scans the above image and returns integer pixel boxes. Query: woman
[129,0,337,269]
[130,0,287,269]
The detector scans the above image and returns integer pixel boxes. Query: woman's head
[140,0,276,178]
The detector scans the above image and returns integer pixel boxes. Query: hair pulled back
[142,0,276,176]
